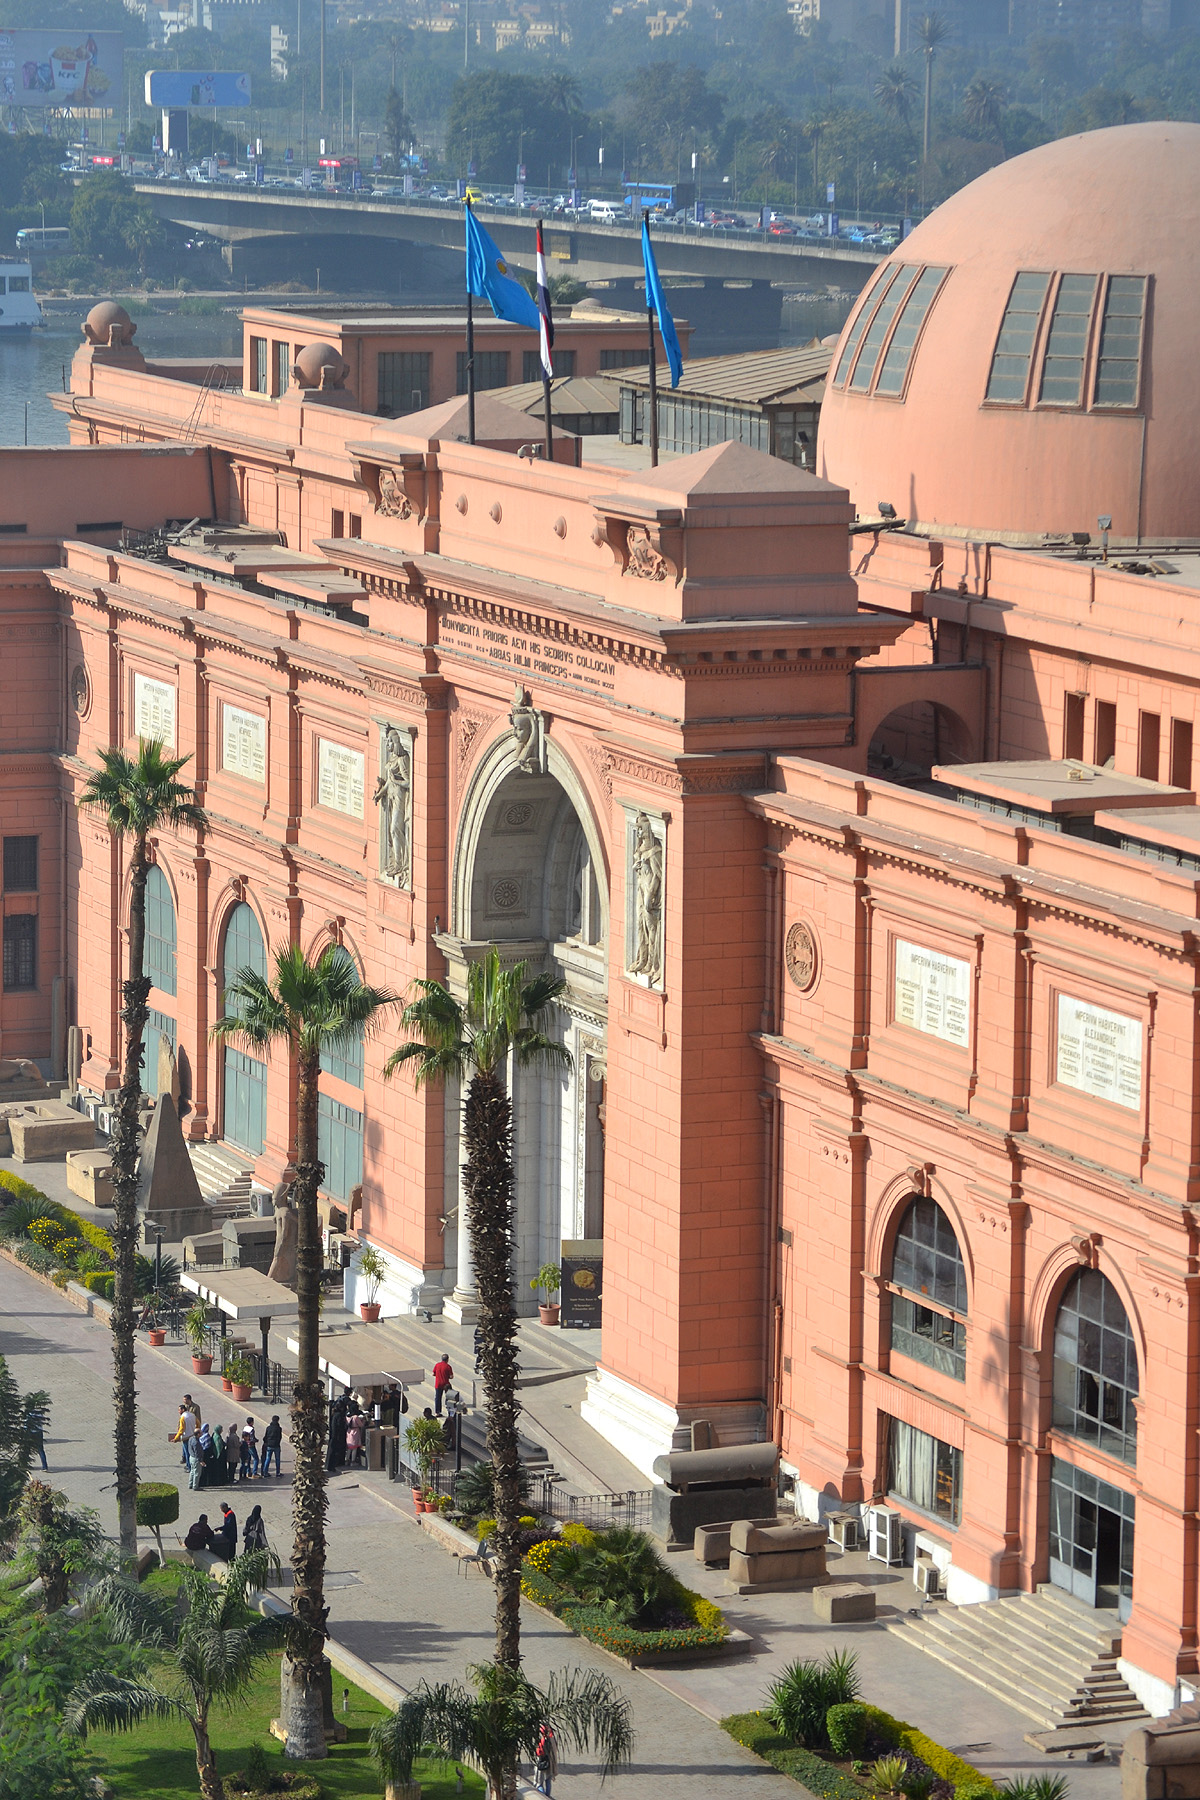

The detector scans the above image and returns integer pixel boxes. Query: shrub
[1000,1782,1068,1800]
[674,1584,727,1635]
[826,1702,869,1757]
[16,1241,62,1273]
[0,1171,51,1207]
[75,1217,114,1261]
[137,1481,180,1560]
[862,1707,995,1793]
[559,1521,597,1547]
[474,1517,497,1542]
[874,1755,912,1792]
[766,1649,860,1749]
[453,1457,532,1519]
[723,1714,869,1800]
[525,1537,561,1575]
[561,1602,728,1660]
[0,1194,71,1240]
[80,1270,115,1298]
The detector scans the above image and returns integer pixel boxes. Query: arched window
[318,945,364,1088]
[1053,1269,1138,1465]
[889,1196,968,1381]
[145,866,176,997]
[221,902,267,1154]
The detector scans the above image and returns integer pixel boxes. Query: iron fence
[387,1437,454,1495]
[534,1480,654,1532]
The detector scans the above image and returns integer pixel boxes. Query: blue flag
[641,218,683,388]
[465,203,540,330]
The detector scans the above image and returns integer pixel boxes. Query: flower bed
[520,1526,731,1664]
[723,1705,996,1800]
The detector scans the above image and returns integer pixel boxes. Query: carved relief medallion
[785,921,819,992]
[70,664,91,717]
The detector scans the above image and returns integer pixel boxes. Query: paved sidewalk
[0,1250,1123,1800]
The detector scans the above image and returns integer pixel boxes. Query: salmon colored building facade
[5,121,1200,1715]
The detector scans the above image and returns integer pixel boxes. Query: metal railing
[534,1480,654,1532]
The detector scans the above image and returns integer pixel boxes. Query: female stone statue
[373,727,411,883]
[628,812,663,985]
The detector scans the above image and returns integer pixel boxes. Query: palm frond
[512,1027,572,1077]
[79,1571,174,1646]
[543,1665,635,1775]
[65,1672,185,1737]
[210,966,291,1052]
[77,741,207,842]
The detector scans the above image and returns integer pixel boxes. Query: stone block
[135,1548,160,1580]
[729,1544,827,1585]
[9,1103,94,1162]
[182,1229,226,1266]
[652,1482,777,1550]
[694,1517,775,1565]
[66,1150,114,1207]
[731,1518,826,1555]
[813,1582,876,1622]
[221,1216,276,1272]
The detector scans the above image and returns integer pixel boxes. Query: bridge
[137,182,884,290]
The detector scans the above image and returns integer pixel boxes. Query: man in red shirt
[433,1351,453,1416]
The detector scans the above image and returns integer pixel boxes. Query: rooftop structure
[620,343,832,466]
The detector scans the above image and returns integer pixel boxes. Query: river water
[0,291,857,448]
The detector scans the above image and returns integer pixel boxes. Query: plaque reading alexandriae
[1055,995,1143,1110]
[133,673,176,747]
[317,739,364,818]
[222,706,267,783]
[894,938,971,1048]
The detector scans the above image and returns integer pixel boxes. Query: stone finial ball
[292,340,348,390]
[82,300,136,347]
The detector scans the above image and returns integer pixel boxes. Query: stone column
[442,1075,478,1325]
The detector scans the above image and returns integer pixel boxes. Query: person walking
[215,1502,237,1560]
[172,1401,198,1468]
[260,1414,283,1477]
[241,1416,259,1478]
[27,1402,48,1471]
[433,1351,454,1416]
[242,1503,268,1554]
[534,1720,558,1795]
[345,1409,365,1469]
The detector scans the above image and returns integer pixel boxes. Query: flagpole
[542,369,554,463]
[644,210,659,468]
[536,218,554,463]
[465,197,476,446]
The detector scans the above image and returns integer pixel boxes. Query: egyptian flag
[535,220,554,379]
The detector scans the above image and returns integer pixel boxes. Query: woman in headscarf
[210,1423,226,1486]
[199,1421,218,1487]
[243,1503,268,1554]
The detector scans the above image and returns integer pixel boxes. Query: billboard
[0,29,122,106]
[145,70,250,108]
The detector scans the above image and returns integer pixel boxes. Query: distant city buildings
[793,0,1173,41]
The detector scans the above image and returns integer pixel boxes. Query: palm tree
[15,1481,108,1611]
[915,12,951,166]
[78,741,206,1559]
[371,1660,633,1800]
[873,62,919,142]
[67,1552,282,1800]
[963,75,1009,157]
[211,945,398,1760]
[385,948,570,1670]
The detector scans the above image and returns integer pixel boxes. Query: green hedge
[723,1713,870,1800]
[79,1270,115,1298]
[0,1171,51,1206]
[520,1559,729,1659]
[862,1706,995,1793]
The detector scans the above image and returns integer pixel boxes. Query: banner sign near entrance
[560,1238,602,1329]
[1055,994,1143,1110]
[893,938,970,1048]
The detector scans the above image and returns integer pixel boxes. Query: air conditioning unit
[867,1504,904,1566]
[914,1557,940,1597]
[827,1511,863,1553]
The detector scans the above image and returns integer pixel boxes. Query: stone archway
[442,733,610,1321]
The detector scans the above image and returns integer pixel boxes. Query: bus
[16,227,71,254]
[622,180,695,217]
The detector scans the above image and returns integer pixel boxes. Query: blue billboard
[145,70,250,107]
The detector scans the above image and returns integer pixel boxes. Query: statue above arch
[509,682,547,776]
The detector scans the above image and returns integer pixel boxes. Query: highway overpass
[137,182,884,289]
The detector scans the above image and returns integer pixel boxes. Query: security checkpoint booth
[284,1327,423,1472]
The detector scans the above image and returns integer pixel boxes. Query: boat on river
[0,260,42,333]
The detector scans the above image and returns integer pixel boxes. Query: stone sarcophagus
[725,1516,829,1594]
[651,1441,779,1550]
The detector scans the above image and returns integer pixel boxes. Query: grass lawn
[92,1649,486,1800]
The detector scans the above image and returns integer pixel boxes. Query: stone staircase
[886,1583,1149,1752]
[186,1142,256,1218]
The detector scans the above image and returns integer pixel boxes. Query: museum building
[5,119,1200,1713]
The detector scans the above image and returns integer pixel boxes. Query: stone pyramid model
[136,1046,210,1242]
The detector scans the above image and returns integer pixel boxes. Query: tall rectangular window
[986,271,1051,402]
[1093,275,1147,408]
[456,350,509,394]
[1138,711,1160,782]
[523,348,575,383]
[848,266,917,392]
[3,914,36,990]
[886,1416,962,1526]
[1038,274,1098,406]
[331,509,344,539]
[274,340,290,397]
[874,266,948,396]
[250,336,268,394]
[1095,700,1117,767]
[1171,719,1193,790]
[833,263,899,387]
[318,1091,364,1200]
[377,350,431,416]
[600,347,650,370]
[3,836,38,892]
[1064,693,1085,762]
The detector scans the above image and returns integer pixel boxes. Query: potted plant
[226,1352,254,1403]
[220,1340,235,1392]
[143,1300,166,1346]
[404,1414,445,1511]
[185,1301,213,1375]
[356,1244,386,1323]
[531,1262,562,1327]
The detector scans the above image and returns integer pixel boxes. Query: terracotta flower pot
[231,1382,252,1402]
[147,1328,166,1346]
[221,1377,234,1393]
[360,1302,381,1322]
[538,1303,561,1327]
[411,1487,424,1506]
[191,1354,213,1375]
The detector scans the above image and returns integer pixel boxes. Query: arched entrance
[868,700,974,782]
[220,901,267,1154]
[445,740,609,1319]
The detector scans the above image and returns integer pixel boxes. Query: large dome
[818,123,1200,541]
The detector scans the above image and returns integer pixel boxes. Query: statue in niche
[376,468,413,520]
[510,682,547,775]
[268,1172,298,1287]
[628,811,664,985]
[373,726,412,884]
